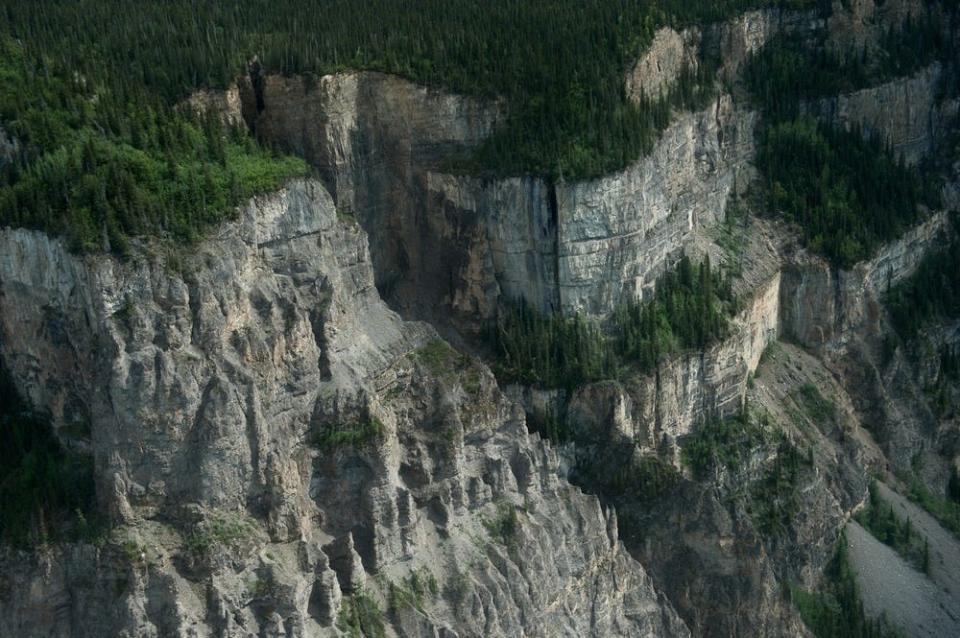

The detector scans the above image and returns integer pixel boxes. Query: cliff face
[554,96,755,316]
[0,179,689,637]
[563,268,781,457]
[826,0,931,54]
[626,27,701,102]
[780,212,955,477]
[248,74,760,320]
[242,72,506,328]
[2,2,958,637]
[815,63,960,165]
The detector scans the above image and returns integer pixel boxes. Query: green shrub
[413,339,483,395]
[748,441,812,536]
[311,416,384,451]
[904,474,960,538]
[338,590,386,638]
[603,454,681,501]
[886,228,960,340]
[483,502,524,562]
[680,410,768,480]
[183,512,253,559]
[795,383,838,427]
[855,482,928,571]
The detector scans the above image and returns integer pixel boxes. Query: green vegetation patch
[757,117,937,267]
[603,454,681,502]
[413,339,483,395]
[338,590,386,638]
[680,410,770,480]
[492,253,735,388]
[904,473,960,539]
[0,36,308,255]
[744,9,951,268]
[679,406,813,536]
[747,440,814,536]
[0,1,822,188]
[855,482,930,572]
[0,366,99,546]
[183,511,254,560]
[311,415,385,451]
[794,382,838,427]
[886,227,960,340]
[387,569,439,615]
[527,407,571,445]
[791,531,901,638]
[745,10,953,121]
[484,502,524,562]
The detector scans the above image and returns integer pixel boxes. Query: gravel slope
[874,482,960,605]
[847,517,960,637]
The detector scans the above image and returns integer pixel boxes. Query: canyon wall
[248,73,760,321]
[1,2,956,636]
[815,63,959,165]
[0,179,689,637]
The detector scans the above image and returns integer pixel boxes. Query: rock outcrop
[626,27,700,102]
[815,63,960,165]
[2,2,958,636]
[0,178,689,637]
[248,71,761,320]
[780,212,955,477]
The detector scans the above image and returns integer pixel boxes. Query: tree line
[491,253,735,388]
[745,7,954,121]
[0,0,825,256]
[0,37,308,254]
[886,220,960,339]
[757,117,938,267]
[745,5,953,267]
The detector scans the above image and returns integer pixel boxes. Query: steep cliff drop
[0,1,959,637]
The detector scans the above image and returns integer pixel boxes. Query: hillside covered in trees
[0,0,826,254]
[744,3,952,266]
[3,0,954,261]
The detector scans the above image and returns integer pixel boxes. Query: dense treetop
[0,0,953,258]
[744,3,953,267]
[886,216,960,339]
[757,117,939,267]
[0,0,820,182]
[0,36,307,254]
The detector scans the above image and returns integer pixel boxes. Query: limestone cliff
[247,72,761,320]
[0,179,689,637]
[814,63,960,165]
[1,1,959,636]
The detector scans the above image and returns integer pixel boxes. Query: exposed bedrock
[238,5,953,328]
[2,2,957,635]
[246,71,759,322]
[814,63,960,166]
[780,212,955,478]
[0,178,689,637]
